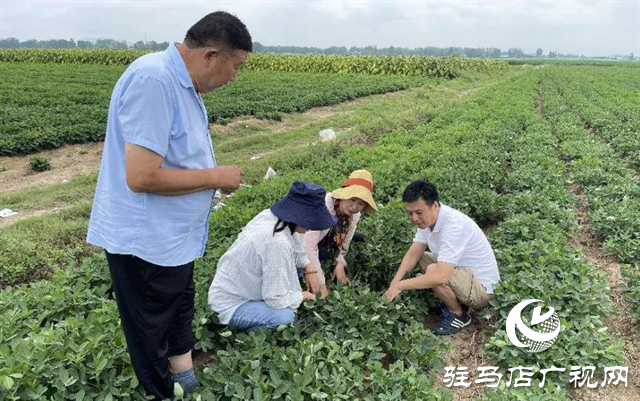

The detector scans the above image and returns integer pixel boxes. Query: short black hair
[402,180,439,206]
[185,11,252,52]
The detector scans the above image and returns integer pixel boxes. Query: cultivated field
[0,50,638,400]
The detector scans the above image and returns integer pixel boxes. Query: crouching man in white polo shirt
[384,180,500,335]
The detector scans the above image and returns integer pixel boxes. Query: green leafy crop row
[0,62,428,156]
[0,251,452,400]
[541,68,640,319]
[482,73,624,385]
[0,67,631,400]
[188,70,625,397]
[550,67,640,172]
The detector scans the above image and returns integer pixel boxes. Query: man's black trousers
[106,252,196,400]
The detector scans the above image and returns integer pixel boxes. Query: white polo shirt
[413,204,500,294]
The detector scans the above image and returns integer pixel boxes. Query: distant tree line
[4,37,617,59]
[0,37,169,51]
[0,37,508,57]
[252,42,505,58]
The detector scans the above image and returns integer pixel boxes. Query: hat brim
[332,186,378,214]
[270,198,337,231]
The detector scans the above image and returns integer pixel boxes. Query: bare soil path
[0,142,104,194]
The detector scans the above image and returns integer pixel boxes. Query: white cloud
[0,0,638,56]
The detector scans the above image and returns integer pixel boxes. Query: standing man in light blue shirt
[87,11,252,400]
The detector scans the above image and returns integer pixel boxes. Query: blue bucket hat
[270,181,337,231]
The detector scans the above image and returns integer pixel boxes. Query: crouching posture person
[302,170,378,293]
[384,180,500,335]
[208,182,337,332]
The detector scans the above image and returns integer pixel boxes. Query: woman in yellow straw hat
[302,170,377,294]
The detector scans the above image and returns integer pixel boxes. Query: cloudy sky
[1,0,638,56]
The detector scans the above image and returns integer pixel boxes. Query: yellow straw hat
[331,170,378,215]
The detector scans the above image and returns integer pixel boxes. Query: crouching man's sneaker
[433,309,471,335]
[429,302,468,317]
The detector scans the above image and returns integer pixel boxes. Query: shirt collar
[431,203,448,233]
[168,42,194,89]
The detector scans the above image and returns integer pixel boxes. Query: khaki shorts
[418,252,495,310]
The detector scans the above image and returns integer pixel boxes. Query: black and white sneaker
[433,309,471,335]
[428,302,468,316]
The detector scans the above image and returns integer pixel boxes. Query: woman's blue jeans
[228,301,295,332]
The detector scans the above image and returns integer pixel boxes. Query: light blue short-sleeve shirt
[87,43,217,266]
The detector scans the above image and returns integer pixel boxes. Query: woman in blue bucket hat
[208,181,337,332]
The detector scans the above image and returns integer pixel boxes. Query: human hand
[213,165,243,192]
[384,283,403,302]
[302,291,316,301]
[304,268,321,294]
[331,263,349,285]
[319,286,329,299]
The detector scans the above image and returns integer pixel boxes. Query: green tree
[95,38,127,49]
[131,40,146,50]
[507,48,524,58]
[0,37,20,48]
[77,40,93,49]
[363,45,378,55]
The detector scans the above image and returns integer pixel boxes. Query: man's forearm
[390,264,411,285]
[126,144,243,196]
[390,250,422,284]
[128,166,214,196]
